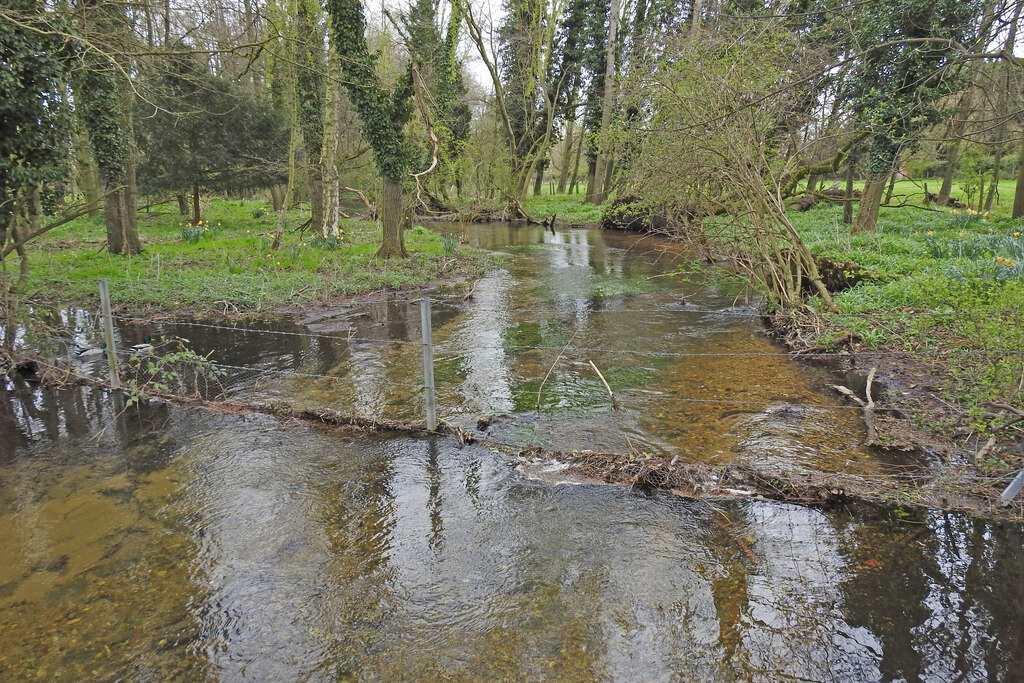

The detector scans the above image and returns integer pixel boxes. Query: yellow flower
[958,231,964,237]
[912,231,919,236]
[1014,232,1021,237]
[926,231,934,236]
[276,261,281,266]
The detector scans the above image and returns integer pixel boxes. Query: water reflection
[5,222,1018,679]
[2,405,1023,680]
[17,223,879,472]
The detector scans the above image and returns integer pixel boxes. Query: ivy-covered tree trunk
[380,178,408,258]
[295,0,327,235]
[73,130,102,217]
[327,0,415,259]
[74,0,142,256]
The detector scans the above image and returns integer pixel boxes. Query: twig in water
[535,326,582,411]
[589,360,618,410]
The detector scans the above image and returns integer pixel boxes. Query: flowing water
[2,224,1023,680]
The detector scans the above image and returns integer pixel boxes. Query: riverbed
[2,223,1021,680]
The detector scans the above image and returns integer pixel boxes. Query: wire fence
[6,276,1024,506]
[10,283,1020,423]
[12,271,1024,319]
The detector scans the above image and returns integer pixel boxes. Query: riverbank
[516,187,1023,475]
[7,198,492,314]
[779,202,1024,469]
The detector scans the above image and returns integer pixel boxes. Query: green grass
[789,193,1024,411]
[13,198,492,313]
[808,177,1016,221]
[522,192,603,225]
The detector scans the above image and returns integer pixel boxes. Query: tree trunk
[192,184,201,225]
[74,130,102,217]
[104,185,141,255]
[533,162,544,195]
[270,184,285,211]
[104,135,141,256]
[177,193,188,215]
[309,169,324,233]
[843,161,855,225]
[884,171,897,205]
[853,178,885,233]
[590,0,621,205]
[805,174,818,195]
[321,49,342,238]
[377,178,408,259]
[985,147,1002,211]
[1014,142,1024,219]
[570,128,584,195]
[602,157,615,200]
[938,140,959,203]
[558,117,575,194]
[585,166,598,203]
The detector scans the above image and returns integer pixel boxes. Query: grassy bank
[788,193,1023,461]
[10,198,492,313]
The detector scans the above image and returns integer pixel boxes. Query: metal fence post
[420,296,437,431]
[98,278,120,390]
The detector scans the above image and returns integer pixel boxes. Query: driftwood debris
[830,367,877,446]
[588,360,618,410]
[13,353,1023,519]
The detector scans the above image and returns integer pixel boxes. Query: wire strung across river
[14,272,1024,319]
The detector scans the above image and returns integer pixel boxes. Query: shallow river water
[2,224,1023,680]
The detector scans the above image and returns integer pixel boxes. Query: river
[2,223,1022,680]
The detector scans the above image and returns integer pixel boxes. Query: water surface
[3,223,1020,680]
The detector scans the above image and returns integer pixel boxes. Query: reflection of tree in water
[840,509,1024,682]
[312,440,398,678]
[704,502,885,680]
[1,382,170,459]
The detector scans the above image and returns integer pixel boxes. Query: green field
[10,198,490,313]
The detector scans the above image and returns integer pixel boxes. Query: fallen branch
[830,366,877,446]
[341,186,377,219]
